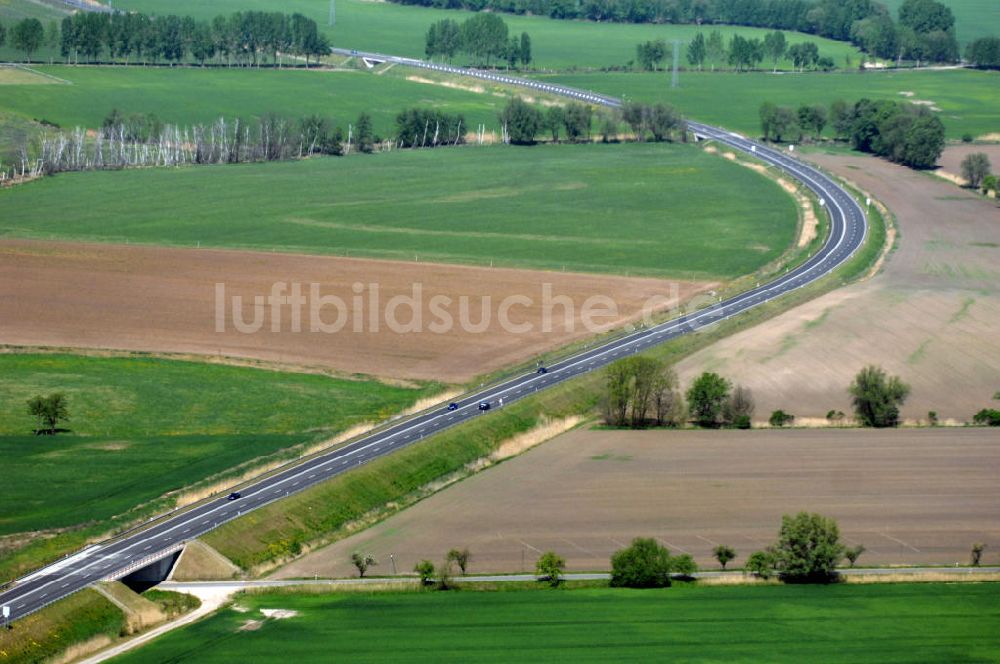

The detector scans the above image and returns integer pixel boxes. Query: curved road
[0,53,868,623]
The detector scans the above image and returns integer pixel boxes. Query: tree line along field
[0,353,437,541]
[0,65,509,140]
[0,143,798,280]
[107,0,863,71]
[541,68,1000,141]
[113,584,1000,663]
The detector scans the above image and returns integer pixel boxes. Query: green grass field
[0,353,437,537]
[0,587,123,663]
[541,68,1000,140]
[0,65,507,137]
[110,0,862,71]
[0,143,797,280]
[0,0,65,23]
[114,584,1000,662]
[879,0,1000,47]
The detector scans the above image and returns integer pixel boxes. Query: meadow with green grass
[879,0,1000,47]
[0,353,437,537]
[542,68,1000,140]
[115,583,1000,663]
[0,65,507,137]
[0,143,797,280]
[111,0,862,71]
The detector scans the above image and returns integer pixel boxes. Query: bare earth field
[0,239,710,383]
[676,151,1000,423]
[274,427,1000,577]
[936,144,1000,187]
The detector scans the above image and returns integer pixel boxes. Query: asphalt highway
[0,53,868,623]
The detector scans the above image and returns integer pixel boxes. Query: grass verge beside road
[0,588,124,663]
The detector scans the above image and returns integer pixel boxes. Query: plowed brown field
[274,427,1000,577]
[676,151,1000,423]
[0,239,711,383]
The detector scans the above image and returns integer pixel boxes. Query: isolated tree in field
[745,550,775,578]
[536,551,566,587]
[13,18,45,63]
[686,32,706,70]
[425,18,461,61]
[519,32,531,66]
[435,560,456,590]
[971,542,985,566]
[798,104,828,140]
[724,384,755,429]
[713,544,737,570]
[787,42,819,71]
[414,559,435,585]
[636,39,666,71]
[960,153,991,189]
[844,544,866,568]
[686,372,731,428]
[763,30,786,71]
[603,357,680,428]
[505,36,520,68]
[982,175,998,196]
[610,537,675,588]
[705,30,725,71]
[546,106,564,142]
[499,97,543,145]
[672,554,697,578]
[599,114,617,143]
[769,410,794,427]
[27,393,69,435]
[350,551,377,578]
[965,36,1000,70]
[447,548,471,574]
[774,512,845,582]
[829,100,853,140]
[902,115,946,169]
[355,113,374,154]
[652,365,683,427]
[849,365,910,427]
[826,409,845,425]
[562,102,593,142]
[973,408,1000,426]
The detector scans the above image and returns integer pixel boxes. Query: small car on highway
[227,492,242,501]
[537,367,548,374]
[447,402,459,411]
[478,401,491,411]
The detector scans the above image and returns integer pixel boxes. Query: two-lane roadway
[0,52,867,623]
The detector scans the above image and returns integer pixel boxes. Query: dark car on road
[537,367,548,374]
[478,401,491,411]
[227,492,241,501]
[447,403,459,411]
